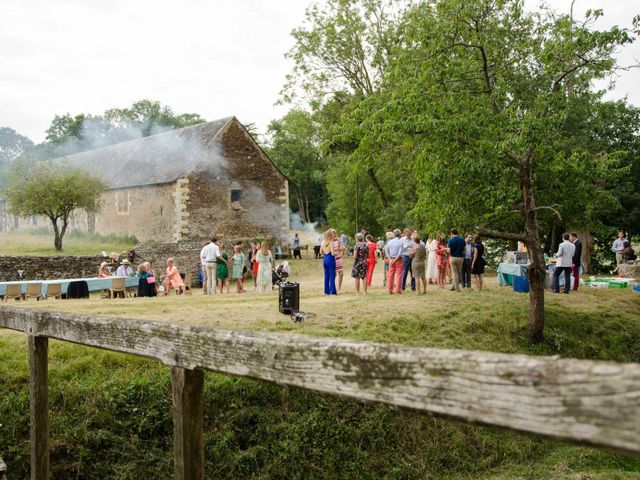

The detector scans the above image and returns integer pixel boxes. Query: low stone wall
[0,255,104,282]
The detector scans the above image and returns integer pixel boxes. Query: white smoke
[289,210,319,245]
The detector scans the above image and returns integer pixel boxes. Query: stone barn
[1,117,289,242]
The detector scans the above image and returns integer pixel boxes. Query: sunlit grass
[0,230,137,256]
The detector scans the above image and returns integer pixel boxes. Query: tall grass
[1,259,639,478]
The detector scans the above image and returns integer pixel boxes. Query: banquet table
[0,276,139,298]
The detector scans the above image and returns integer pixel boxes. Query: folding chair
[109,277,130,298]
[3,284,22,301]
[45,283,62,300]
[182,273,192,295]
[24,283,43,301]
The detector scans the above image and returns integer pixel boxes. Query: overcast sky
[1,0,639,143]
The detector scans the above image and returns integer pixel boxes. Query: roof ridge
[55,116,235,161]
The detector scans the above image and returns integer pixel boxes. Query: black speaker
[279,282,299,314]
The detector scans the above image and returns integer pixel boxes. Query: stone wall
[184,120,289,241]
[0,255,104,282]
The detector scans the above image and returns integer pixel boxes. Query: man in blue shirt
[447,228,466,292]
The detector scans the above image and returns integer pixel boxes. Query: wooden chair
[3,284,22,301]
[45,283,62,300]
[25,283,43,301]
[109,277,130,298]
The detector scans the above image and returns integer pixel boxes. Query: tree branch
[477,228,527,242]
[534,205,563,221]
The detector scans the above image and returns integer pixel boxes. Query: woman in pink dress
[163,258,184,295]
[98,262,111,278]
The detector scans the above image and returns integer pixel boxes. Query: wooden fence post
[171,367,204,480]
[28,336,49,480]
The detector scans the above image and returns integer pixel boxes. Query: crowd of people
[200,238,276,294]
[94,227,635,299]
[320,227,486,296]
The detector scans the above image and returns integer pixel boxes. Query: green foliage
[104,99,206,137]
[3,159,105,250]
[0,126,33,186]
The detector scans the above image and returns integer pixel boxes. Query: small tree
[4,160,105,250]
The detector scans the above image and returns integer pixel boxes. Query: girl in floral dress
[436,234,449,288]
[351,233,369,294]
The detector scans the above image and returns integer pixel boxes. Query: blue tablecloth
[497,263,582,288]
[496,263,528,286]
[0,276,139,298]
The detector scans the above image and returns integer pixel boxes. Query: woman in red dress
[436,234,448,288]
[365,234,377,286]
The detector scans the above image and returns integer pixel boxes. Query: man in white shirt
[199,242,210,294]
[552,232,576,294]
[115,259,134,277]
[611,230,627,274]
[201,238,222,295]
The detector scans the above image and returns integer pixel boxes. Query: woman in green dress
[231,244,246,293]
[216,243,230,294]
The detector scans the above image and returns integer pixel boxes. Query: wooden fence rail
[1,306,639,479]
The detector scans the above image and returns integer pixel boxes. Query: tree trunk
[51,216,69,251]
[296,189,310,224]
[576,229,594,274]
[519,150,546,344]
[367,168,388,208]
[51,218,62,251]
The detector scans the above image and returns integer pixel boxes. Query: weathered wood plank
[2,307,640,454]
[28,335,49,480]
[172,367,204,480]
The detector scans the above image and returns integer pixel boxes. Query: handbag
[147,276,156,284]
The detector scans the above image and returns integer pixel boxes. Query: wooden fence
[1,306,639,479]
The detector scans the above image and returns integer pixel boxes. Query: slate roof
[58,117,234,189]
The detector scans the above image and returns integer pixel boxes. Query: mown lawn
[1,257,639,478]
[0,231,137,256]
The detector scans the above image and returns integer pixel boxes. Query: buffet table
[496,263,528,286]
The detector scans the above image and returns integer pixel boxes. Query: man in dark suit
[569,232,582,291]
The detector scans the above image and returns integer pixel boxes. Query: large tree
[4,160,105,250]
[0,127,34,185]
[265,110,327,223]
[355,0,638,342]
[283,0,410,226]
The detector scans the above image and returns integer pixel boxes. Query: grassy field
[0,230,137,256]
[1,257,639,478]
